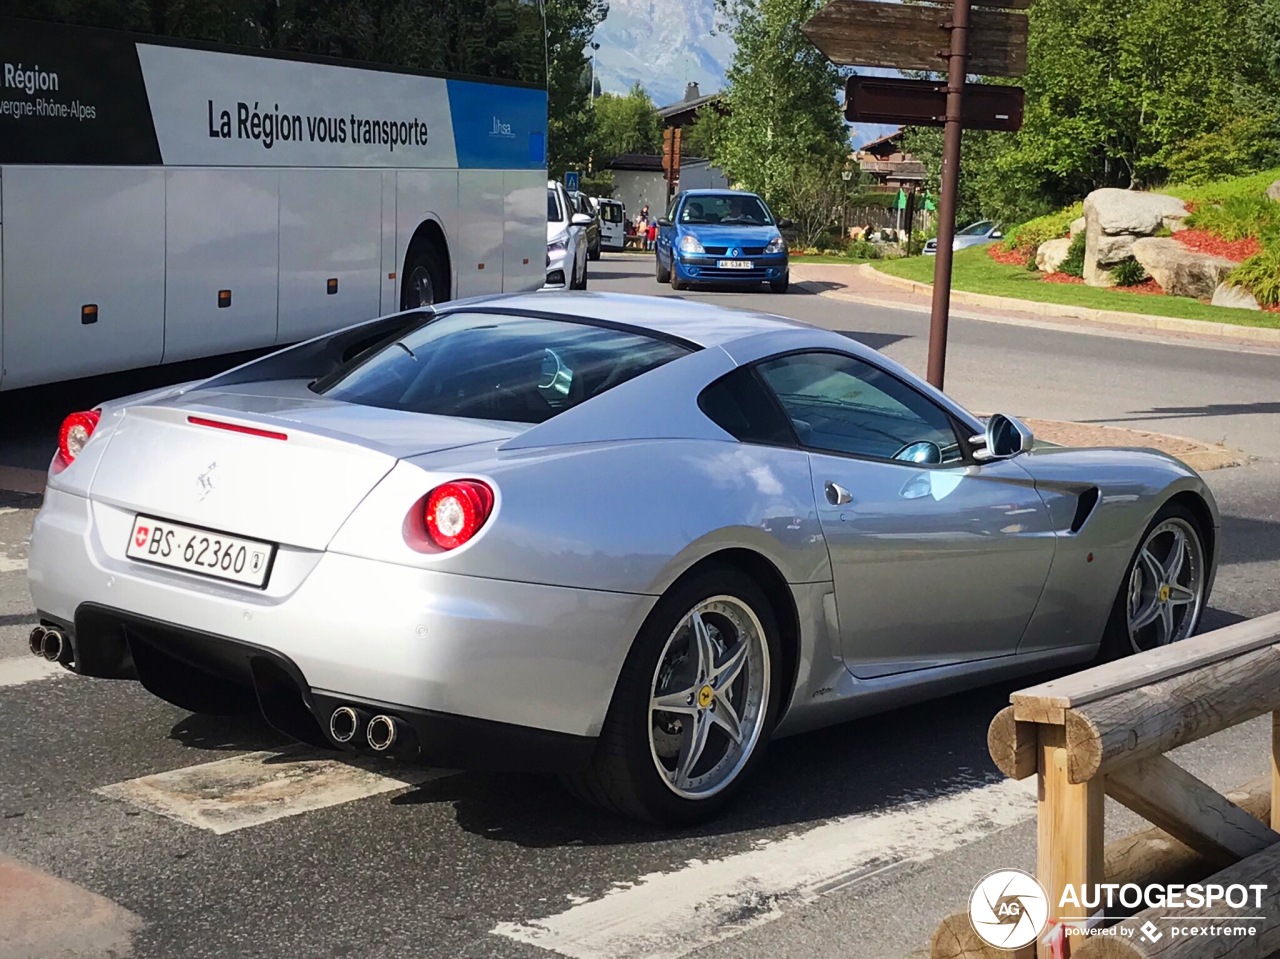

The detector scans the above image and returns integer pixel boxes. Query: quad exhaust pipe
[29,626,73,667]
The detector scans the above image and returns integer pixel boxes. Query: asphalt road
[1,254,1278,959]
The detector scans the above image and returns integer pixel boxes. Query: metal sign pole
[926,0,971,391]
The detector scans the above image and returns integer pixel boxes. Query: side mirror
[777,218,794,229]
[991,229,1004,239]
[894,441,942,465]
[570,213,593,226]
[983,414,1034,459]
[657,217,672,227]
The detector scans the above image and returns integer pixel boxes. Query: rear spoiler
[193,308,434,391]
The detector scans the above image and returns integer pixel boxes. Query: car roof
[439,291,817,351]
[679,189,762,198]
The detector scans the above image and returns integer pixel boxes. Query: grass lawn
[874,246,1280,329]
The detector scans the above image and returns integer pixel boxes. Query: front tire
[400,243,449,310]
[655,253,671,284]
[563,566,782,825]
[670,263,687,292]
[570,250,588,290]
[769,272,790,294]
[589,237,602,261]
[1099,502,1208,662]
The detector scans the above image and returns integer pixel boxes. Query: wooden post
[1037,724,1103,959]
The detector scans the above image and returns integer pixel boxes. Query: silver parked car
[27,293,1217,824]
[923,219,1004,255]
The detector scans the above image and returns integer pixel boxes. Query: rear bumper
[29,488,655,751]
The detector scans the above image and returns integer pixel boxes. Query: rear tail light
[424,480,494,550]
[58,410,101,463]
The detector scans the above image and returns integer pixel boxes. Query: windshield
[599,203,624,223]
[957,220,994,236]
[312,312,691,424]
[547,189,565,223]
[679,194,773,226]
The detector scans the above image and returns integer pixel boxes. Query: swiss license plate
[126,516,275,588]
[717,259,753,269]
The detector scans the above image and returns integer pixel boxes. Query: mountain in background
[591,0,895,149]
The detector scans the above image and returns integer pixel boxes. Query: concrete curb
[1017,418,1244,472]
[859,263,1280,347]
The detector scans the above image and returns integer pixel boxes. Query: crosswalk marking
[0,656,64,688]
[95,749,453,834]
[493,776,1037,959]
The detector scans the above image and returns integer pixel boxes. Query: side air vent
[1070,487,1101,533]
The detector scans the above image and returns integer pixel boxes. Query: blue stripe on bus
[447,80,548,170]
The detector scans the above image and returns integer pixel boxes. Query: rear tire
[400,243,449,310]
[562,566,781,825]
[1098,502,1208,662]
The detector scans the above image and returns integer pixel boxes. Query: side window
[755,353,963,464]
[699,368,796,446]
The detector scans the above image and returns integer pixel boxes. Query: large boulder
[1036,237,1073,273]
[1084,188,1189,236]
[1132,238,1237,299]
[1267,180,1280,203]
[1069,216,1086,237]
[1211,282,1261,311]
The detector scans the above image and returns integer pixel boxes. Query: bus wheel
[401,246,448,310]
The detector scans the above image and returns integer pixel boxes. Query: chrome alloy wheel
[647,596,770,800]
[1126,517,1205,653]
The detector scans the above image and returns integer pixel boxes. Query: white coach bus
[0,3,548,389]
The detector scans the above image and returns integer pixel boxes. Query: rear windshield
[599,203,624,223]
[312,312,691,424]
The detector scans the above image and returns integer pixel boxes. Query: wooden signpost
[804,0,1029,390]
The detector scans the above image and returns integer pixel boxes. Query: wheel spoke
[1131,596,1163,631]
[674,712,712,787]
[1158,602,1176,645]
[652,686,699,716]
[690,611,718,684]
[1139,549,1164,588]
[1167,583,1197,606]
[709,697,744,745]
[1163,528,1187,582]
[713,639,749,690]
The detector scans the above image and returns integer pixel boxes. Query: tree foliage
[545,0,610,178]
[591,83,662,161]
[903,0,1280,225]
[712,0,847,211]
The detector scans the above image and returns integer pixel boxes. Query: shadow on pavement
[1217,514,1280,566]
[1085,401,1280,425]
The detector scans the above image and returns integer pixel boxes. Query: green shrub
[1058,233,1087,278]
[1186,195,1280,240]
[1112,258,1148,287]
[849,192,899,209]
[1164,115,1280,187]
[1001,203,1084,255]
[1227,243,1280,306]
[847,238,882,260]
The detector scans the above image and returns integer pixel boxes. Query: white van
[595,198,627,251]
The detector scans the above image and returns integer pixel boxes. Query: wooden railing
[931,611,1280,959]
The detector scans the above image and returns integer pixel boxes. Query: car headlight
[678,235,705,255]
[765,235,787,254]
[548,235,568,253]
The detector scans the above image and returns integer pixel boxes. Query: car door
[754,351,1057,679]
[656,195,680,267]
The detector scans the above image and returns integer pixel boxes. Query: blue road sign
[565,170,581,192]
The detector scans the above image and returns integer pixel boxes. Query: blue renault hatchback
[655,189,792,293]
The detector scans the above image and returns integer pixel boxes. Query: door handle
[825,482,852,505]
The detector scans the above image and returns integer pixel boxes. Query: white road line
[493,777,1036,959]
[95,749,453,834]
[0,656,64,688]
[0,555,27,573]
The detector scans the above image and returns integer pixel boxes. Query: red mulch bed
[1174,229,1260,262]
[987,244,1031,266]
[1115,278,1165,296]
[1043,272,1083,284]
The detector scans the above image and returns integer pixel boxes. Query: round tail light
[58,410,101,463]
[424,480,494,550]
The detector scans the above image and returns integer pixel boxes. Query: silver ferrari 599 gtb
[27,293,1217,824]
